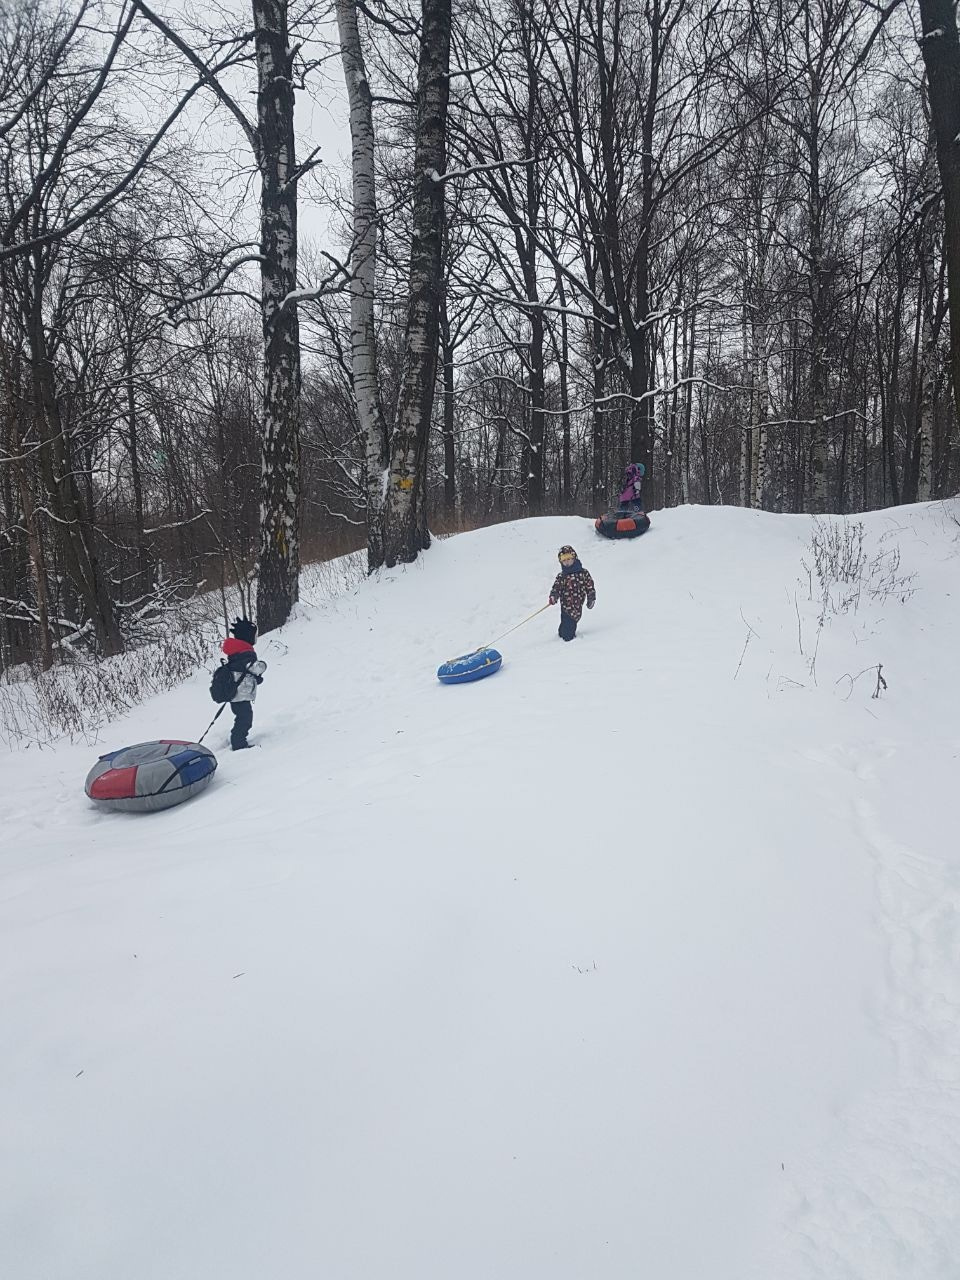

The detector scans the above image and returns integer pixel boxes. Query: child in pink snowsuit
[619,462,645,511]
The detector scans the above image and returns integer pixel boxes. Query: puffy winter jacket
[549,562,596,621]
[221,638,267,702]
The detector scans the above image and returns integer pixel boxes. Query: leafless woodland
[1,0,957,676]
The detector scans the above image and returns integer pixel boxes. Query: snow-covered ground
[2,502,959,1279]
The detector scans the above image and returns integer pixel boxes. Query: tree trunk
[526,304,545,511]
[29,258,123,656]
[382,0,451,567]
[628,331,652,471]
[751,315,770,510]
[9,411,53,670]
[917,144,940,501]
[440,295,457,517]
[253,0,302,632]
[807,82,828,515]
[682,304,696,504]
[739,290,751,507]
[557,297,571,508]
[125,345,150,599]
[337,0,388,568]
[919,0,960,427]
[630,0,658,474]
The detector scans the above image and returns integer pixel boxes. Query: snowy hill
[3,502,959,1279]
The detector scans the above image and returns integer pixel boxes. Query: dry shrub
[803,518,916,620]
[1,549,366,750]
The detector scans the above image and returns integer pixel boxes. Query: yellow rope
[480,602,551,650]
[444,604,552,665]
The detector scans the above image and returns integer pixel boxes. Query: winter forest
[1,0,959,673]
[6,2,960,1272]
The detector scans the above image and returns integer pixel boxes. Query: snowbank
[2,502,958,1279]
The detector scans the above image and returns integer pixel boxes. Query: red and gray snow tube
[85,740,217,813]
[595,508,651,539]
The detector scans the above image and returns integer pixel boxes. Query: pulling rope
[198,703,227,744]
[479,602,551,651]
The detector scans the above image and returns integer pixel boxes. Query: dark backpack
[210,661,240,704]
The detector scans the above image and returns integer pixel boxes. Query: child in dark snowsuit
[221,617,267,750]
[619,462,645,511]
[548,545,596,641]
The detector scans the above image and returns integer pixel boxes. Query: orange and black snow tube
[595,508,651,539]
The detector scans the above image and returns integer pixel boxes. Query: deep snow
[2,502,959,1279]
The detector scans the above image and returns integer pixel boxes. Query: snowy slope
[2,502,959,1279]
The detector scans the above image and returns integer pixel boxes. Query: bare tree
[134,0,306,632]
[338,0,452,568]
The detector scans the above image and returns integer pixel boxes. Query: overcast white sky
[122,4,353,275]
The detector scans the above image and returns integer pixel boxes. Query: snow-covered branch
[169,257,265,316]
[281,253,352,308]
[430,157,534,184]
[142,511,213,536]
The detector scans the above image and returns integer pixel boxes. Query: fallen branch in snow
[835,666,876,701]
[873,664,887,699]
[734,611,759,680]
[808,620,823,686]
[777,676,807,692]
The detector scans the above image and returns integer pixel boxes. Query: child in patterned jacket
[548,545,597,641]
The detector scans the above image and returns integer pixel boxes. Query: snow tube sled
[85,740,217,813]
[437,647,503,685]
[595,507,651,539]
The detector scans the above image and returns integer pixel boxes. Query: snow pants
[230,700,253,749]
[558,611,578,642]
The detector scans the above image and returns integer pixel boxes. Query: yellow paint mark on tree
[397,476,414,491]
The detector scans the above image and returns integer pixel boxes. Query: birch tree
[336,0,388,569]
[338,0,452,569]
[134,0,306,632]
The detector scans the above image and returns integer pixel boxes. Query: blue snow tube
[437,647,503,685]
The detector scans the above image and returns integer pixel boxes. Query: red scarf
[222,638,254,657]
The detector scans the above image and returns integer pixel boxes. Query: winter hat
[230,616,258,644]
[558,544,578,563]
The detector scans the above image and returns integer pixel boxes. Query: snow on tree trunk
[915,130,943,503]
[917,179,938,502]
[527,304,546,512]
[253,0,302,633]
[337,0,388,571]
[807,78,828,516]
[590,309,606,511]
[382,0,451,568]
[753,371,770,510]
[29,268,123,657]
[919,0,960,435]
[740,291,751,507]
[440,294,457,517]
[9,415,53,670]
[751,314,770,509]
[681,304,695,505]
